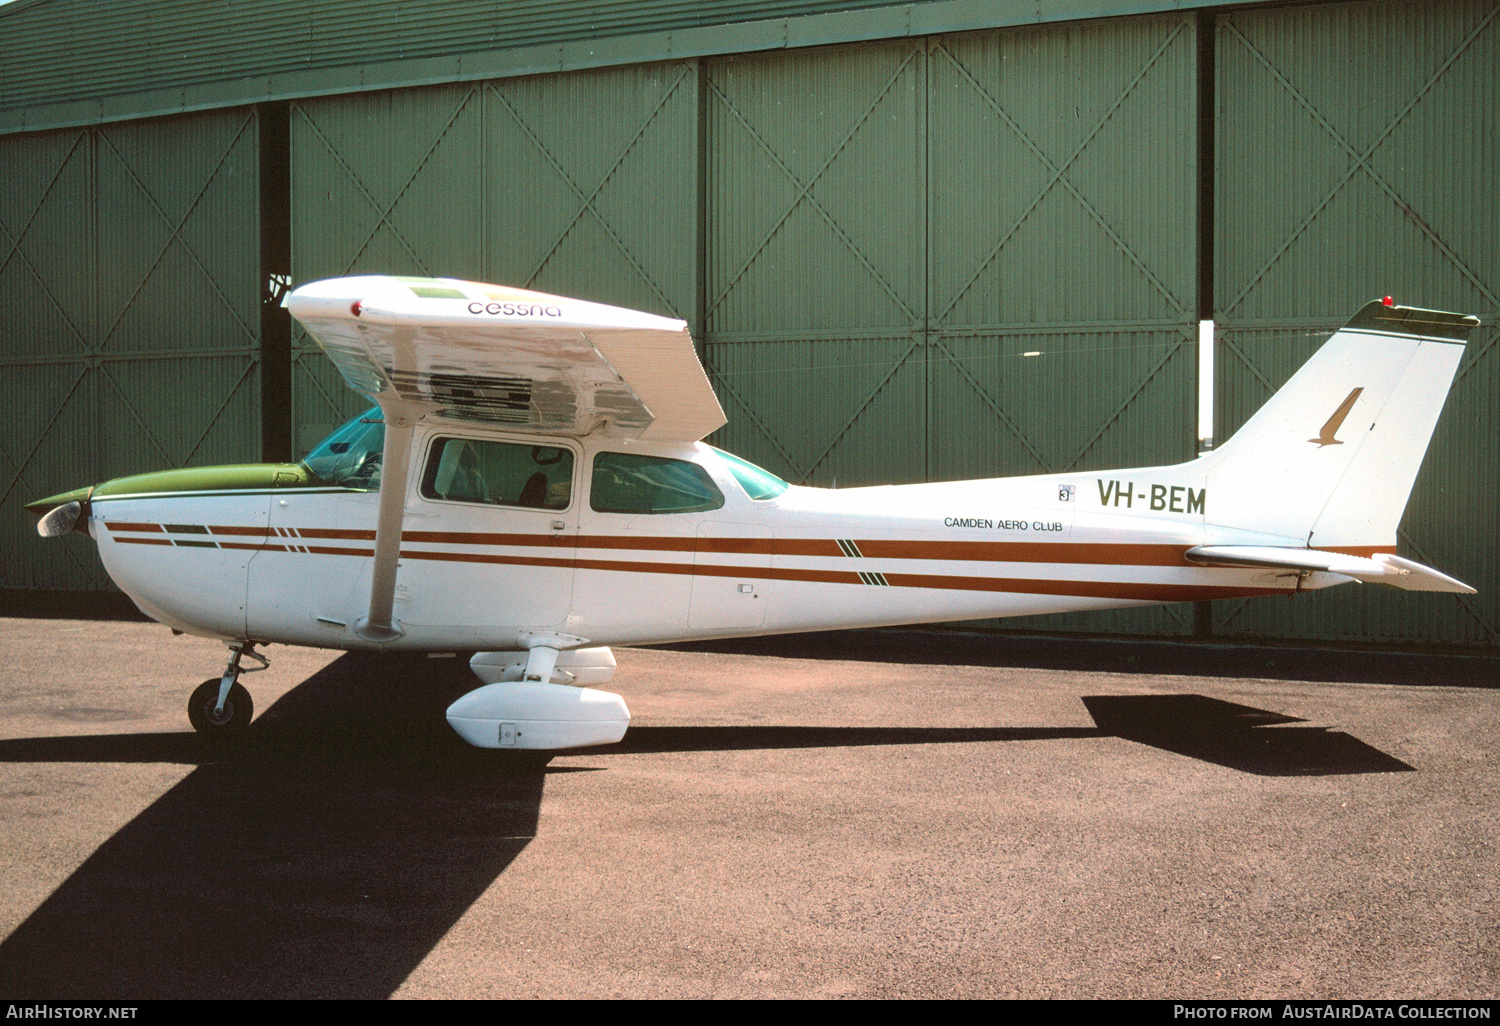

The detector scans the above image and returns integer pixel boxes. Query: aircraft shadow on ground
[0,658,1409,998]
[1081,694,1414,776]
[0,653,544,1000]
[663,629,1496,689]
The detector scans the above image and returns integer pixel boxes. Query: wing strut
[354,402,416,642]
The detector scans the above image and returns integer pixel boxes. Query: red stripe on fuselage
[111,521,1302,601]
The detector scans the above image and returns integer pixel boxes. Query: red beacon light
[1382,296,1394,307]
[350,300,363,317]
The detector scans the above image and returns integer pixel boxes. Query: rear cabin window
[590,452,725,514]
[421,437,574,510]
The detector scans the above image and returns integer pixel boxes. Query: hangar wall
[1213,1,1498,646]
[2,0,1495,648]
[0,109,263,591]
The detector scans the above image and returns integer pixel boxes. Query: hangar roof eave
[0,0,1268,137]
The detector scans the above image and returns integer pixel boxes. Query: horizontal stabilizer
[1185,546,1475,593]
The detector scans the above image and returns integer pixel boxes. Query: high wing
[286,275,725,442]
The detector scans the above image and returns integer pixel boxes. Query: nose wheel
[189,679,253,734]
[188,642,267,737]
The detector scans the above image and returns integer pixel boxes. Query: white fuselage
[89,427,1323,652]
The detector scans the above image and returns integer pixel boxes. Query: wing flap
[1186,545,1476,593]
[286,276,726,442]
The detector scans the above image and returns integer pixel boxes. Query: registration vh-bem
[27,277,1479,759]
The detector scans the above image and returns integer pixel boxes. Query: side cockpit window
[422,438,574,510]
[590,452,725,514]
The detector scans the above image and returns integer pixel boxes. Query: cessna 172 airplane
[27,276,1479,755]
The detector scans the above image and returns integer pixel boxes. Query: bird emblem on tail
[1309,387,1364,446]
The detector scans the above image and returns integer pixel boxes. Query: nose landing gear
[188,642,268,736]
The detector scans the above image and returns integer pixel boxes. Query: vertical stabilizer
[1201,301,1476,549]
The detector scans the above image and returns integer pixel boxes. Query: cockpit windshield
[301,407,386,489]
[710,447,789,500]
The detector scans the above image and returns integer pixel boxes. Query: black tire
[188,678,253,735]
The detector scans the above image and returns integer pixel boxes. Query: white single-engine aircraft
[28,276,1479,757]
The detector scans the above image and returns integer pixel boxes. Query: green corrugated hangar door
[288,63,699,453]
[1214,0,1498,645]
[705,14,1201,637]
[703,39,928,490]
[0,109,262,592]
[928,13,1200,637]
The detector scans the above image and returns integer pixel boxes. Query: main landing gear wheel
[188,679,253,736]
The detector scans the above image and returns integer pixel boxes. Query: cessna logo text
[468,302,563,318]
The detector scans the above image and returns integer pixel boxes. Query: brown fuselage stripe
[377,549,1282,601]
[405,550,1277,600]
[103,521,1363,599]
[154,525,1208,566]
[110,531,1288,601]
[102,521,1399,565]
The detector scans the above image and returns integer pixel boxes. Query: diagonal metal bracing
[98,364,174,468]
[704,51,921,327]
[309,90,478,277]
[0,133,82,275]
[1063,332,1191,471]
[95,116,259,351]
[1394,526,1497,641]
[1159,603,1190,631]
[488,67,691,315]
[0,363,89,510]
[1221,9,1498,316]
[293,351,355,422]
[178,359,259,467]
[292,104,435,276]
[705,360,810,482]
[1455,326,1497,386]
[1219,333,1278,397]
[0,131,93,352]
[931,26,1188,326]
[803,340,920,480]
[1214,595,1255,630]
[929,336,1049,472]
